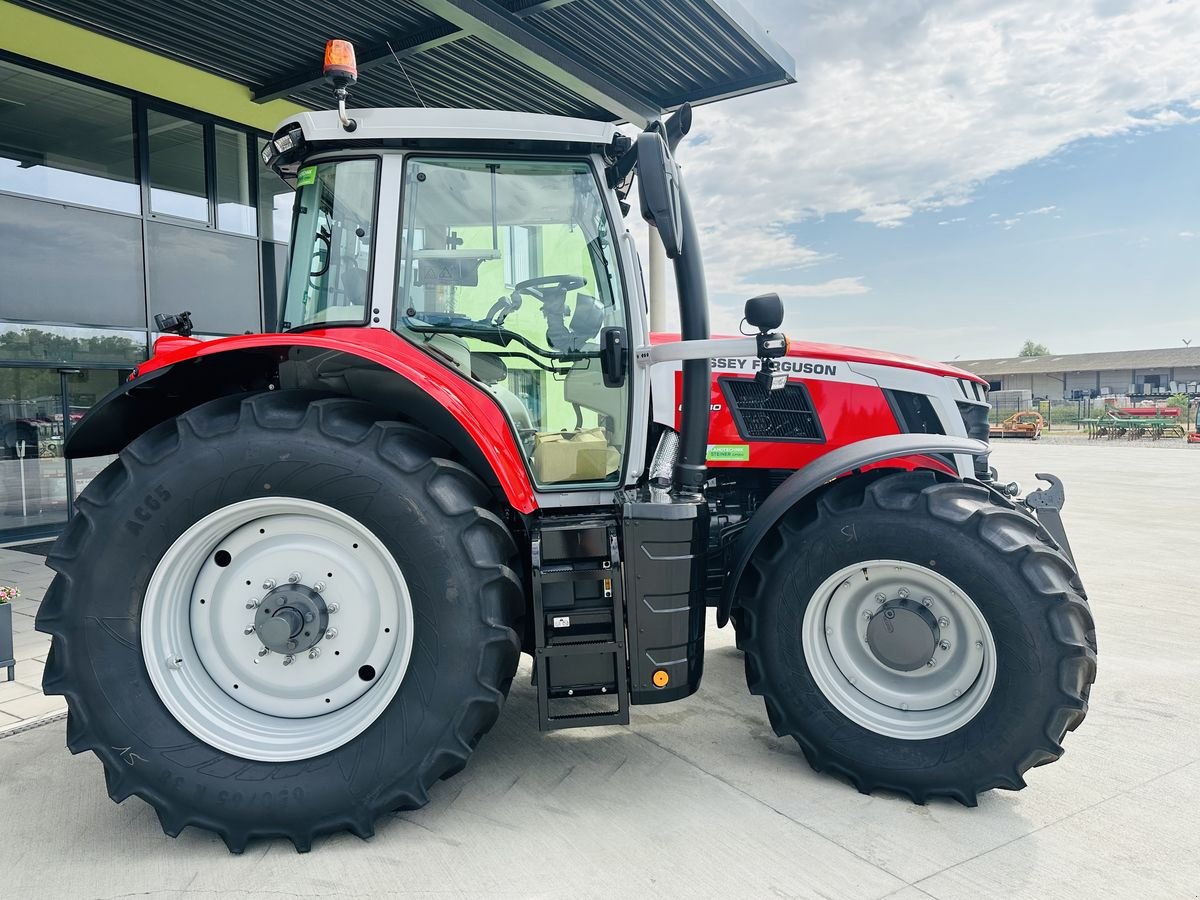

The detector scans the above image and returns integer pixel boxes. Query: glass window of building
[257,139,294,243]
[0,60,139,213]
[215,126,254,235]
[148,109,207,221]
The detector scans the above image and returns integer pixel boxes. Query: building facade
[953,347,1200,402]
[0,4,305,541]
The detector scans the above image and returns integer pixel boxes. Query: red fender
[135,329,539,513]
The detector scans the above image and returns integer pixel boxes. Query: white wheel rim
[142,497,413,762]
[801,560,997,740]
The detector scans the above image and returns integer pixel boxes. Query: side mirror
[744,293,784,332]
[636,132,683,258]
[599,326,628,388]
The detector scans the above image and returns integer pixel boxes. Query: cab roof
[284,108,618,148]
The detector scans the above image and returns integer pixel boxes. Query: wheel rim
[801,560,996,740]
[142,497,413,762]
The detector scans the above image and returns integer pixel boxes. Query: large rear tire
[736,469,1096,805]
[37,391,523,851]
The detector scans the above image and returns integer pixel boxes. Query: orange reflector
[652,670,670,688]
[323,39,358,84]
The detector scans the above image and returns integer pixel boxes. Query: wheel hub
[254,583,328,654]
[801,560,998,740]
[865,598,940,672]
[141,497,414,762]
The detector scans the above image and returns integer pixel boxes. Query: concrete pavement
[0,442,1197,898]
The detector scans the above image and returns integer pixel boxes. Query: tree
[1019,339,1049,357]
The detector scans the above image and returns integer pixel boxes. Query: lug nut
[875,592,887,603]
[286,640,297,651]
[257,647,270,657]
[897,587,910,599]
[926,657,937,667]
[938,616,950,627]
[327,602,340,614]
[243,625,256,636]
[283,655,295,666]
[325,628,338,640]
[262,578,276,590]
[288,571,302,583]
[863,610,872,620]
[246,598,260,610]
[939,640,951,651]
[922,597,933,608]
[304,612,315,623]
[309,648,321,660]
[313,581,326,593]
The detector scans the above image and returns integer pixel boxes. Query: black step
[531,515,629,730]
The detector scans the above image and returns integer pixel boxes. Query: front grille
[721,377,824,442]
[957,401,992,480]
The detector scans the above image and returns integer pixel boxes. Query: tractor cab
[267,112,640,493]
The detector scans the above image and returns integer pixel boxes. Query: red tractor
[38,56,1095,852]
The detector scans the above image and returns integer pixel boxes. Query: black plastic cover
[622,497,709,704]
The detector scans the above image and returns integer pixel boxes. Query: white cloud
[1180,231,1197,239]
[666,0,1200,304]
[855,203,913,228]
[1027,205,1058,216]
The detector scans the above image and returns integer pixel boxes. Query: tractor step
[531,515,629,730]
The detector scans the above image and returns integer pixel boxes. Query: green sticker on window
[707,444,750,461]
[296,165,317,187]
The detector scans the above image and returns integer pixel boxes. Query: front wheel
[37,392,523,851]
[736,469,1096,805]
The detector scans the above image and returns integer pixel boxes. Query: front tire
[736,469,1096,805]
[37,392,523,851]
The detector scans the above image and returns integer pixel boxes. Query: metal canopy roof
[12,0,795,127]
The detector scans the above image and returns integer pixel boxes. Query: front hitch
[1023,473,1075,565]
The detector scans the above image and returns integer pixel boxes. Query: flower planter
[0,603,13,682]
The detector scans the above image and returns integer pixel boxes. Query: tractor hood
[649,333,987,384]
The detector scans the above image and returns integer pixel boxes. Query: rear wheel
[737,469,1096,805]
[37,391,523,851]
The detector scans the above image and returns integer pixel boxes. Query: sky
[639,0,1200,361]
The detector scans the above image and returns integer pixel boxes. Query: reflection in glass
[0,323,148,365]
[0,60,139,213]
[147,223,261,335]
[0,194,147,328]
[66,369,126,501]
[257,140,295,243]
[148,110,207,221]
[215,126,255,235]
[0,367,69,534]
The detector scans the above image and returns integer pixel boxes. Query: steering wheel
[512,274,587,301]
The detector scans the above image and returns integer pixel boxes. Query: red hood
[649,333,986,384]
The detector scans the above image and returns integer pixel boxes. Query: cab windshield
[280,158,378,330]
[395,157,629,487]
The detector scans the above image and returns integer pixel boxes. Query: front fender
[66,328,538,514]
[718,434,989,626]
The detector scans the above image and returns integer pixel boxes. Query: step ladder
[530,515,629,730]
